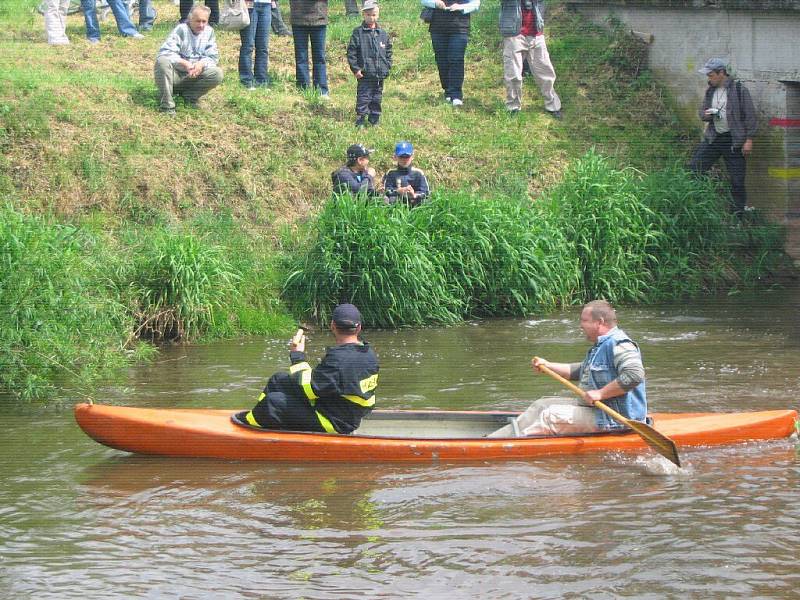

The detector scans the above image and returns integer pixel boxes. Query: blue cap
[394,141,414,157]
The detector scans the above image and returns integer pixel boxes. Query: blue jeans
[292,25,328,94]
[239,3,272,86]
[138,0,155,29]
[81,0,138,39]
[429,30,469,101]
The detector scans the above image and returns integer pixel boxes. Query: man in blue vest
[489,300,646,437]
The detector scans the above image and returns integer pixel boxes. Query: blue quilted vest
[581,327,647,430]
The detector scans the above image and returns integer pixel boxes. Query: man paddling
[244,303,379,434]
[488,300,646,437]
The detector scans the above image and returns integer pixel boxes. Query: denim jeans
[138,0,155,29]
[292,25,328,94]
[239,3,272,86]
[82,0,138,39]
[429,30,469,101]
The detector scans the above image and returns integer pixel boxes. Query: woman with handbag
[420,0,480,106]
[239,0,272,88]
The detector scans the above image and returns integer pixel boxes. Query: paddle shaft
[534,358,681,467]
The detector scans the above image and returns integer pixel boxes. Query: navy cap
[699,58,727,74]
[394,141,414,157]
[346,144,371,161]
[332,303,362,328]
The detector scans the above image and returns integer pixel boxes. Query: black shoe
[355,115,366,128]
[368,114,380,126]
[547,109,563,120]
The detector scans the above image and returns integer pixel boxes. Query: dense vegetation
[285,152,786,326]
[0,1,790,400]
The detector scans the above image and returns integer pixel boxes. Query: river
[1,288,798,599]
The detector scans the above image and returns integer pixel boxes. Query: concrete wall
[566,0,800,262]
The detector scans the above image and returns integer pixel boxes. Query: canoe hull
[74,404,798,462]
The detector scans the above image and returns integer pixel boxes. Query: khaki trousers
[502,34,561,112]
[487,396,601,438]
[44,0,71,44]
[154,55,224,110]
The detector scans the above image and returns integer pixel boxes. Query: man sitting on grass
[154,5,223,116]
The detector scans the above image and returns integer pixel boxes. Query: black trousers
[180,0,219,24]
[250,372,326,432]
[355,76,383,118]
[689,132,747,214]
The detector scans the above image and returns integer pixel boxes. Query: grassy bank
[0,1,790,400]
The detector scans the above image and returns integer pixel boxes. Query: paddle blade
[627,419,681,467]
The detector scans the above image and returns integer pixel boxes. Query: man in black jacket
[690,58,758,215]
[244,304,379,434]
[347,0,392,127]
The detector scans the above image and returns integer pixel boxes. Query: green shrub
[539,151,658,303]
[0,205,134,400]
[124,228,241,341]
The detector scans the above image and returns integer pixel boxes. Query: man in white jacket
[154,5,224,115]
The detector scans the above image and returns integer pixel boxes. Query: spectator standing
[290,0,330,97]
[689,58,758,215]
[43,0,70,45]
[239,0,273,89]
[154,5,223,115]
[499,0,562,118]
[383,141,430,207]
[347,0,392,128]
[420,0,480,107]
[139,0,155,32]
[271,1,292,35]
[81,0,144,42]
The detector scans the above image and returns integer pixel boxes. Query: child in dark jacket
[346,0,392,127]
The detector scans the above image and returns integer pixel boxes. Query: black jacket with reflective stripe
[289,342,379,433]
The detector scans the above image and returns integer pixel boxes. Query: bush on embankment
[283,152,787,326]
[0,206,293,401]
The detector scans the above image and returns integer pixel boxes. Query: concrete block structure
[565,0,800,261]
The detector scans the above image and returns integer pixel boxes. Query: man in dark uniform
[382,141,430,207]
[331,144,378,198]
[244,303,379,434]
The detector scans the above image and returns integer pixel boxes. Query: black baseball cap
[332,303,362,328]
[346,144,372,161]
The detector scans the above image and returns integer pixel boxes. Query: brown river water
[2,288,799,599]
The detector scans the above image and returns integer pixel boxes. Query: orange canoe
[74,403,797,462]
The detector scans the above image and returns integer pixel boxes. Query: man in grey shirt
[489,300,647,437]
[154,5,223,115]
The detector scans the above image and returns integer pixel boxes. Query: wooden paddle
[534,358,681,467]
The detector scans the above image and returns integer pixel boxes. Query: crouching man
[154,5,223,115]
[244,304,379,434]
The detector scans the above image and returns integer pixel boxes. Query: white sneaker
[451,98,463,107]
[130,32,144,39]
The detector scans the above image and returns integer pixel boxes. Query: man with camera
[498,0,561,118]
[689,58,758,216]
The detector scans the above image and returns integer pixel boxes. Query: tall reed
[0,205,133,400]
